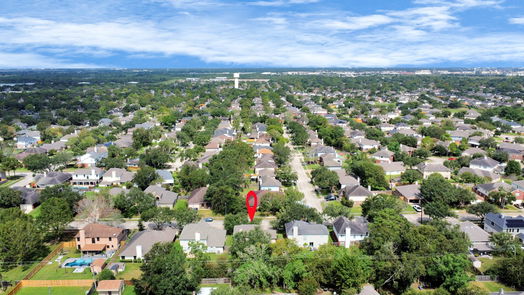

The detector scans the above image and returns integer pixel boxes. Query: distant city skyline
[1,0,524,68]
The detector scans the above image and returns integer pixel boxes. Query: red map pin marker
[246,191,258,222]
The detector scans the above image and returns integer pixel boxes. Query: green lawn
[477,257,502,273]
[115,263,142,280]
[0,176,23,187]
[17,287,91,295]
[122,286,136,295]
[28,206,42,218]
[471,281,516,292]
[31,252,94,280]
[401,205,417,214]
[0,262,39,282]
[350,206,362,216]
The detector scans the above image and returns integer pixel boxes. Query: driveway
[289,150,323,212]
[10,172,33,188]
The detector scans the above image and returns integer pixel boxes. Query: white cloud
[413,0,503,8]
[509,17,524,25]
[253,17,288,25]
[0,51,100,68]
[248,0,319,7]
[318,15,394,31]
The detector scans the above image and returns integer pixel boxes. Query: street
[289,149,323,212]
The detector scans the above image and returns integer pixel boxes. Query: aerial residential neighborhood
[0,69,523,295]
[2,0,524,294]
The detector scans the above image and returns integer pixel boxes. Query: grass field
[0,262,39,282]
[0,176,23,187]
[350,206,362,216]
[31,252,94,280]
[115,263,142,280]
[123,286,136,295]
[471,281,516,292]
[28,206,42,218]
[477,257,502,273]
[17,286,91,295]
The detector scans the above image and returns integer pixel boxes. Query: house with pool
[75,223,127,256]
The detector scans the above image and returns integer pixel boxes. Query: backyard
[30,250,95,280]
[115,263,142,280]
[16,286,91,295]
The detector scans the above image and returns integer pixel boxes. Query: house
[394,184,420,204]
[310,145,337,159]
[114,134,133,148]
[259,176,282,192]
[119,228,178,260]
[339,184,373,203]
[16,136,39,149]
[335,170,359,189]
[96,280,125,295]
[484,213,524,235]
[33,171,72,188]
[75,224,126,255]
[40,141,66,153]
[156,170,174,185]
[71,167,105,187]
[255,155,277,174]
[458,167,500,182]
[378,161,406,176]
[371,149,394,163]
[353,138,380,151]
[233,225,277,243]
[12,187,40,213]
[285,220,329,249]
[77,147,108,167]
[462,147,487,157]
[90,258,106,275]
[179,222,226,254]
[416,163,451,179]
[320,154,343,170]
[464,109,480,120]
[187,186,209,209]
[474,182,512,198]
[455,221,493,254]
[333,216,369,248]
[99,168,134,186]
[469,157,500,172]
[144,185,178,208]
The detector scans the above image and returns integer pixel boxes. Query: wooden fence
[201,278,231,285]
[20,280,95,287]
[4,240,75,295]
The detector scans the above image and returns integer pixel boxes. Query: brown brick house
[75,224,126,255]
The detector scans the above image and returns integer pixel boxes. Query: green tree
[40,184,82,210]
[273,202,322,232]
[114,188,156,218]
[205,185,243,215]
[489,232,521,257]
[505,160,521,176]
[400,169,423,184]
[311,166,339,192]
[0,188,22,208]
[332,248,372,292]
[466,202,499,222]
[297,277,319,295]
[132,128,152,149]
[233,259,279,290]
[140,148,169,169]
[141,207,174,230]
[361,194,405,222]
[178,165,209,192]
[487,188,516,208]
[38,197,73,240]
[426,254,472,292]
[98,269,116,280]
[276,166,298,187]
[133,166,158,190]
[230,228,271,258]
[224,213,250,235]
[23,153,51,173]
[494,250,524,290]
[323,201,352,219]
[1,157,22,176]
[172,206,199,229]
[272,142,291,166]
[349,161,389,190]
[134,243,200,295]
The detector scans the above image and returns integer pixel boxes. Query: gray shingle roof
[119,228,177,258]
[179,222,226,248]
[333,216,369,236]
[285,220,328,236]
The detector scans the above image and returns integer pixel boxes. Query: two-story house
[484,213,524,236]
[75,224,127,255]
[333,216,369,248]
[285,220,329,249]
[179,222,226,254]
[71,167,105,187]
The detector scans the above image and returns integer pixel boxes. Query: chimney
[79,229,85,247]
[368,185,371,191]
[357,177,361,184]
[94,146,98,153]
[195,232,200,242]
[292,225,299,238]
[345,226,351,248]
[112,170,116,179]
[136,245,143,259]
[91,169,95,176]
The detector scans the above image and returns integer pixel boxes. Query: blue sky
[1,0,524,68]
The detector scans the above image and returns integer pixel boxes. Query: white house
[285,220,329,249]
[179,222,226,254]
[469,157,500,172]
[71,167,105,187]
[333,216,369,248]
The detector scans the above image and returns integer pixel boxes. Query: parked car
[324,194,337,201]
[204,217,214,222]
[413,205,422,212]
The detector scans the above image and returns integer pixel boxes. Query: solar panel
[506,219,524,227]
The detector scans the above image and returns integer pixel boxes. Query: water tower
[233,73,240,89]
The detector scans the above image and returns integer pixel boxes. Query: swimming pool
[64,258,93,267]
